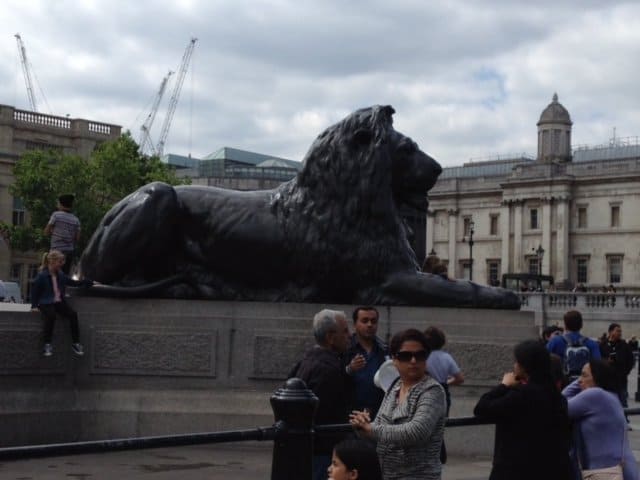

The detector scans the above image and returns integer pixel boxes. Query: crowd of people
[291,307,639,480]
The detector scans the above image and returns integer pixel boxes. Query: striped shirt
[48,210,80,251]
[372,376,446,480]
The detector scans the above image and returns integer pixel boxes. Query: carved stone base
[0,297,535,453]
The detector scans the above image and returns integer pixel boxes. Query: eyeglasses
[395,350,427,362]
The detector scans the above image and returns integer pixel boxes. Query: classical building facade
[0,104,121,292]
[427,94,640,290]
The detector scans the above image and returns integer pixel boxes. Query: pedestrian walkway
[3,369,640,479]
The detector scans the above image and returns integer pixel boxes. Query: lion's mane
[270,105,420,300]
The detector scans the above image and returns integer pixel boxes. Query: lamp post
[467,221,475,281]
[535,245,545,276]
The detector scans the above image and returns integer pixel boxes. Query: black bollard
[270,377,319,480]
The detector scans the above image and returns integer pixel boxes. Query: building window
[27,263,39,280]
[440,260,449,273]
[490,215,499,236]
[530,208,538,229]
[553,129,561,152]
[528,257,539,275]
[577,207,587,229]
[12,197,25,226]
[461,261,471,281]
[25,140,63,153]
[576,258,588,284]
[611,205,620,227]
[463,217,472,236]
[487,260,500,286]
[608,256,622,283]
[25,264,39,301]
[10,263,22,282]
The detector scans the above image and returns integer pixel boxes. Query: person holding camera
[474,340,571,480]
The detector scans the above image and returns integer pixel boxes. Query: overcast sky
[1,0,639,167]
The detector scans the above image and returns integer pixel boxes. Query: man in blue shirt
[547,310,601,381]
[345,306,388,419]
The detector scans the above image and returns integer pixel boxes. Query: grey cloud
[2,0,640,167]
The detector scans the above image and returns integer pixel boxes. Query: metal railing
[1,379,639,479]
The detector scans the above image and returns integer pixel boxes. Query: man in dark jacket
[345,306,387,419]
[600,322,635,408]
[291,309,351,480]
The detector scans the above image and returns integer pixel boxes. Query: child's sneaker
[72,343,84,356]
[43,343,53,357]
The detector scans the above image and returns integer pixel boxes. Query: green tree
[1,132,188,254]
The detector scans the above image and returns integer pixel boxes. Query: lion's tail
[73,274,190,298]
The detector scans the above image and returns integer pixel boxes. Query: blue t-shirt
[547,331,601,361]
[427,350,460,384]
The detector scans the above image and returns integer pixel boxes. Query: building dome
[537,93,572,126]
[536,93,572,162]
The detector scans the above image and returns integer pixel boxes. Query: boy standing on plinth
[44,194,80,275]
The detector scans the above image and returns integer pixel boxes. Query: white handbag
[373,359,399,392]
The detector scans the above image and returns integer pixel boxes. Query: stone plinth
[0,297,535,453]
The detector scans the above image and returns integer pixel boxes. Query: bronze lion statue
[79,105,519,309]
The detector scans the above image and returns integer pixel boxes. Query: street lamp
[467,220,475,281]
[428,248,437,256]
[535,245,545,276]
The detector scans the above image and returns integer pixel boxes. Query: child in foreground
[328,438,381,480]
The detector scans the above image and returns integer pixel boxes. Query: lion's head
[272,106,442,295]
[292,105,441,214]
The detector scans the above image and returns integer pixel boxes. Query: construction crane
[156,37,197,157]
[14,33,39,112]
[139,70,173,156]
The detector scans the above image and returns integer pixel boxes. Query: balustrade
[13,109,114,136]
[521,292,640,314]
[87,121,112,135]
[14,109,71,129]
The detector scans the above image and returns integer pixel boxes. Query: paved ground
[0,441,496,480]
[3,369,640,479]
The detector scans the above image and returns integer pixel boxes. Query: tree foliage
[1,132,189,254]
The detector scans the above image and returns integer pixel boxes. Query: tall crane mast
[14,33,38,112]
[156,37,197,157]
[139,70,173,156]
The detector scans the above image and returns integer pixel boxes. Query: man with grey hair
[290,308,351,480]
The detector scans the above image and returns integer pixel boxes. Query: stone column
[447,209,458,277]
[426,211,435,257]
[556,198,570,284]
[500,202,510,274]
[542,199,552,275]
[513,201,523,272]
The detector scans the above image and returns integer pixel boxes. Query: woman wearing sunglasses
[350,328,446,479]
[473,340,571,480]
